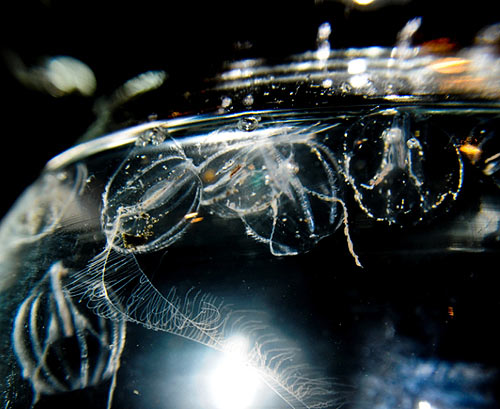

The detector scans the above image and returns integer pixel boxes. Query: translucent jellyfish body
[2,105,499,409]
[343,109,463,225]
[200,122,348,256]
[78,120,360,337]
[12,262,126,408]
[0,164,89,292]
[0,164,87,246]
[56,117,364,409]
[102,130,202,254]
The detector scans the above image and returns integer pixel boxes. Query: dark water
[0,107,499,409]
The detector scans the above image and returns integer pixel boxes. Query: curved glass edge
[45,111,283,171]
[45,104,500,172]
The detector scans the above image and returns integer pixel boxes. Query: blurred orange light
[459,143,482,163]
[429,58,470,74]
[421,38,457,54]
[184,212,204,224]
[439,75,487,96]
[448,306,455,318]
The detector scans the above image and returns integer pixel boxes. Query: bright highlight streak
[208,336,261,409]
[429,58,470,74]
[353,0,375,5]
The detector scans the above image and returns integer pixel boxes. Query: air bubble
[316,22,332,63]
[349,74,370,89]
[135,126,169,147]
[237,116,260,132]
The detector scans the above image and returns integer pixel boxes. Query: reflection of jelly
[343,109,463,225]
[12,262,126,407]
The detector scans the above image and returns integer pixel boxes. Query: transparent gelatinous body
[63,117,356,409]
[102,129,202,253]
[0,164,89,292]
[343,109,464,224]
[100,119,358,259]
[12,262,126,408]
[0,164,87,247]
[2,14,500,409]
[200,122,346,256]
[1,108,499,409]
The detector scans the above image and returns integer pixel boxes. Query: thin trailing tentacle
[67,244,344,408]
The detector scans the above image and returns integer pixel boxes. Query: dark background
[0,0,498,217]
[1,3,499,407]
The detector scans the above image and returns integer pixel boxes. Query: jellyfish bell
[343,108,464,225]
[199,121,360,261]
[12,262,126,408]
[101,131,202,254]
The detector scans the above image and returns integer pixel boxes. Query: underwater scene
[1,3,500,409]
